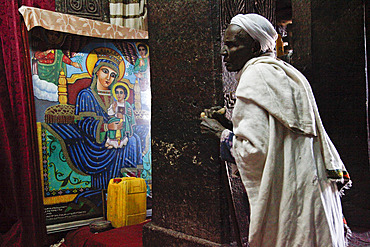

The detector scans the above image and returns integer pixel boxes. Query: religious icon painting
[30,29,152,230]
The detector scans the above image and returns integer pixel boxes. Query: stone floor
[229,227,370,247]
[348,227,370,247]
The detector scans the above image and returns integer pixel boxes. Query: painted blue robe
[49,87,143,190]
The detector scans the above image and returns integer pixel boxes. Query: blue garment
[220,129,235,163]
[49,88,142,190]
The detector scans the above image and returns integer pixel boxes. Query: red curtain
[0,1,54,246]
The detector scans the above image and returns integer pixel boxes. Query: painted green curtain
[0,1,54,246]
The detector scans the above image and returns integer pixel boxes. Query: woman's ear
[251,40,261,56]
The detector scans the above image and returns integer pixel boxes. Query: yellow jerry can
[107,177,147,228]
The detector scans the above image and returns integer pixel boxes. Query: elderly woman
[203,14,351,247]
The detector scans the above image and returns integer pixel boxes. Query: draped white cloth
[109,0,148,31]
[232,53,347,246]
[230,14,278,52]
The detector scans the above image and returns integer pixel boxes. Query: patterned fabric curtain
[109,0,148,31]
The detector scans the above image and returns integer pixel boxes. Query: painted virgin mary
[48,48,142,201]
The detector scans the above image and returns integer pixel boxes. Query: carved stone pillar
[142,0,231,246]
[55,0,110,23]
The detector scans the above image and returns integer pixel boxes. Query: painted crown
[93,48,122,65]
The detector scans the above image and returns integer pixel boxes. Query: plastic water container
[107,177,147,228]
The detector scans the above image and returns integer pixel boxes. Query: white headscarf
[230,14,278,52]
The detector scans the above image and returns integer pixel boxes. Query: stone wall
[143,0,232,245]
[143,1,369,245]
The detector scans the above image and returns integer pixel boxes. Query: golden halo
[112,82,130,101]
[86,48,125,81]
[136,42,149,58]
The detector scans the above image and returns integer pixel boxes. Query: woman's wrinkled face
[96,66,117,90]
[221,25,257,72]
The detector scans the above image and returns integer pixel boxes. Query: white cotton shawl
[231,54,349,246]
[235,54,348,180]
